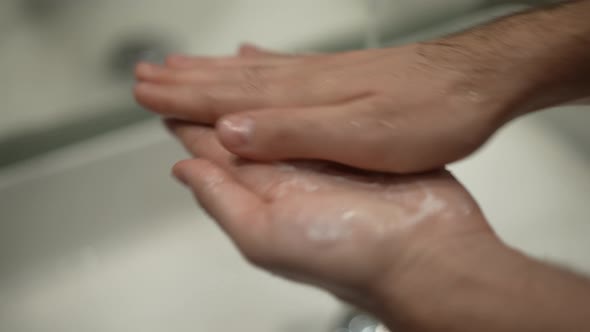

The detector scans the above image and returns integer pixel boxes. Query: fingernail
[218,117,254,148]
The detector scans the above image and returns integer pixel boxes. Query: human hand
[135,42,519,173]
[167,120,498,314]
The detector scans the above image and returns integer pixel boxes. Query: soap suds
[273,178,320,198]
[402,190,447,226]
[307,222,354,242]
[306,209,361,242]
[382,184,412,201]
[204,174,224,190]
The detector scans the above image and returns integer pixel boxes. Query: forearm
[496,0,590,112]
[431,0,590,119]
[376,236,590,332]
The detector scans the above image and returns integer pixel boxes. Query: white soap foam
[204,174,224,191]
[307,222,354,242]
[274,178,320,198]
[306,209,361,242]
[402,190,447,226]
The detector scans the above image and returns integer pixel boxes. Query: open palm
[168,120,495,309]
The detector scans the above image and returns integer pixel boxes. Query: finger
[134,73,350,123]
[216,98,401,172]
[138,55,303,86]
[164,120,235,167]
[137,62,280,85]
[134,81,277,123]
[165,54,238,68]
[167,120,352,199]
[173,159,267,242]
[135,62,234,84]
[238,44,319,60]
[238,43,292,58]
[165,53,297,69]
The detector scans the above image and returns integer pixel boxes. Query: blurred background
[0,1,589,331]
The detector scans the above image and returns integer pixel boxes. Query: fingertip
[133,82,160,106]
[135,62,164,80]
[172,159,193,185]
[133,82,149,103]
[134,81,154,95]
[172,158,217,185]
[134,62,149,79]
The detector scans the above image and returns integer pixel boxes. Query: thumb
[215,103,391,171]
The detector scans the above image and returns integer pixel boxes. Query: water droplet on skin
[379,120,396,130]
[350,120,362,128]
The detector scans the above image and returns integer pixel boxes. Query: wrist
[496,1,590,114]
[370,228,521,332]
[371,229,590,332]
